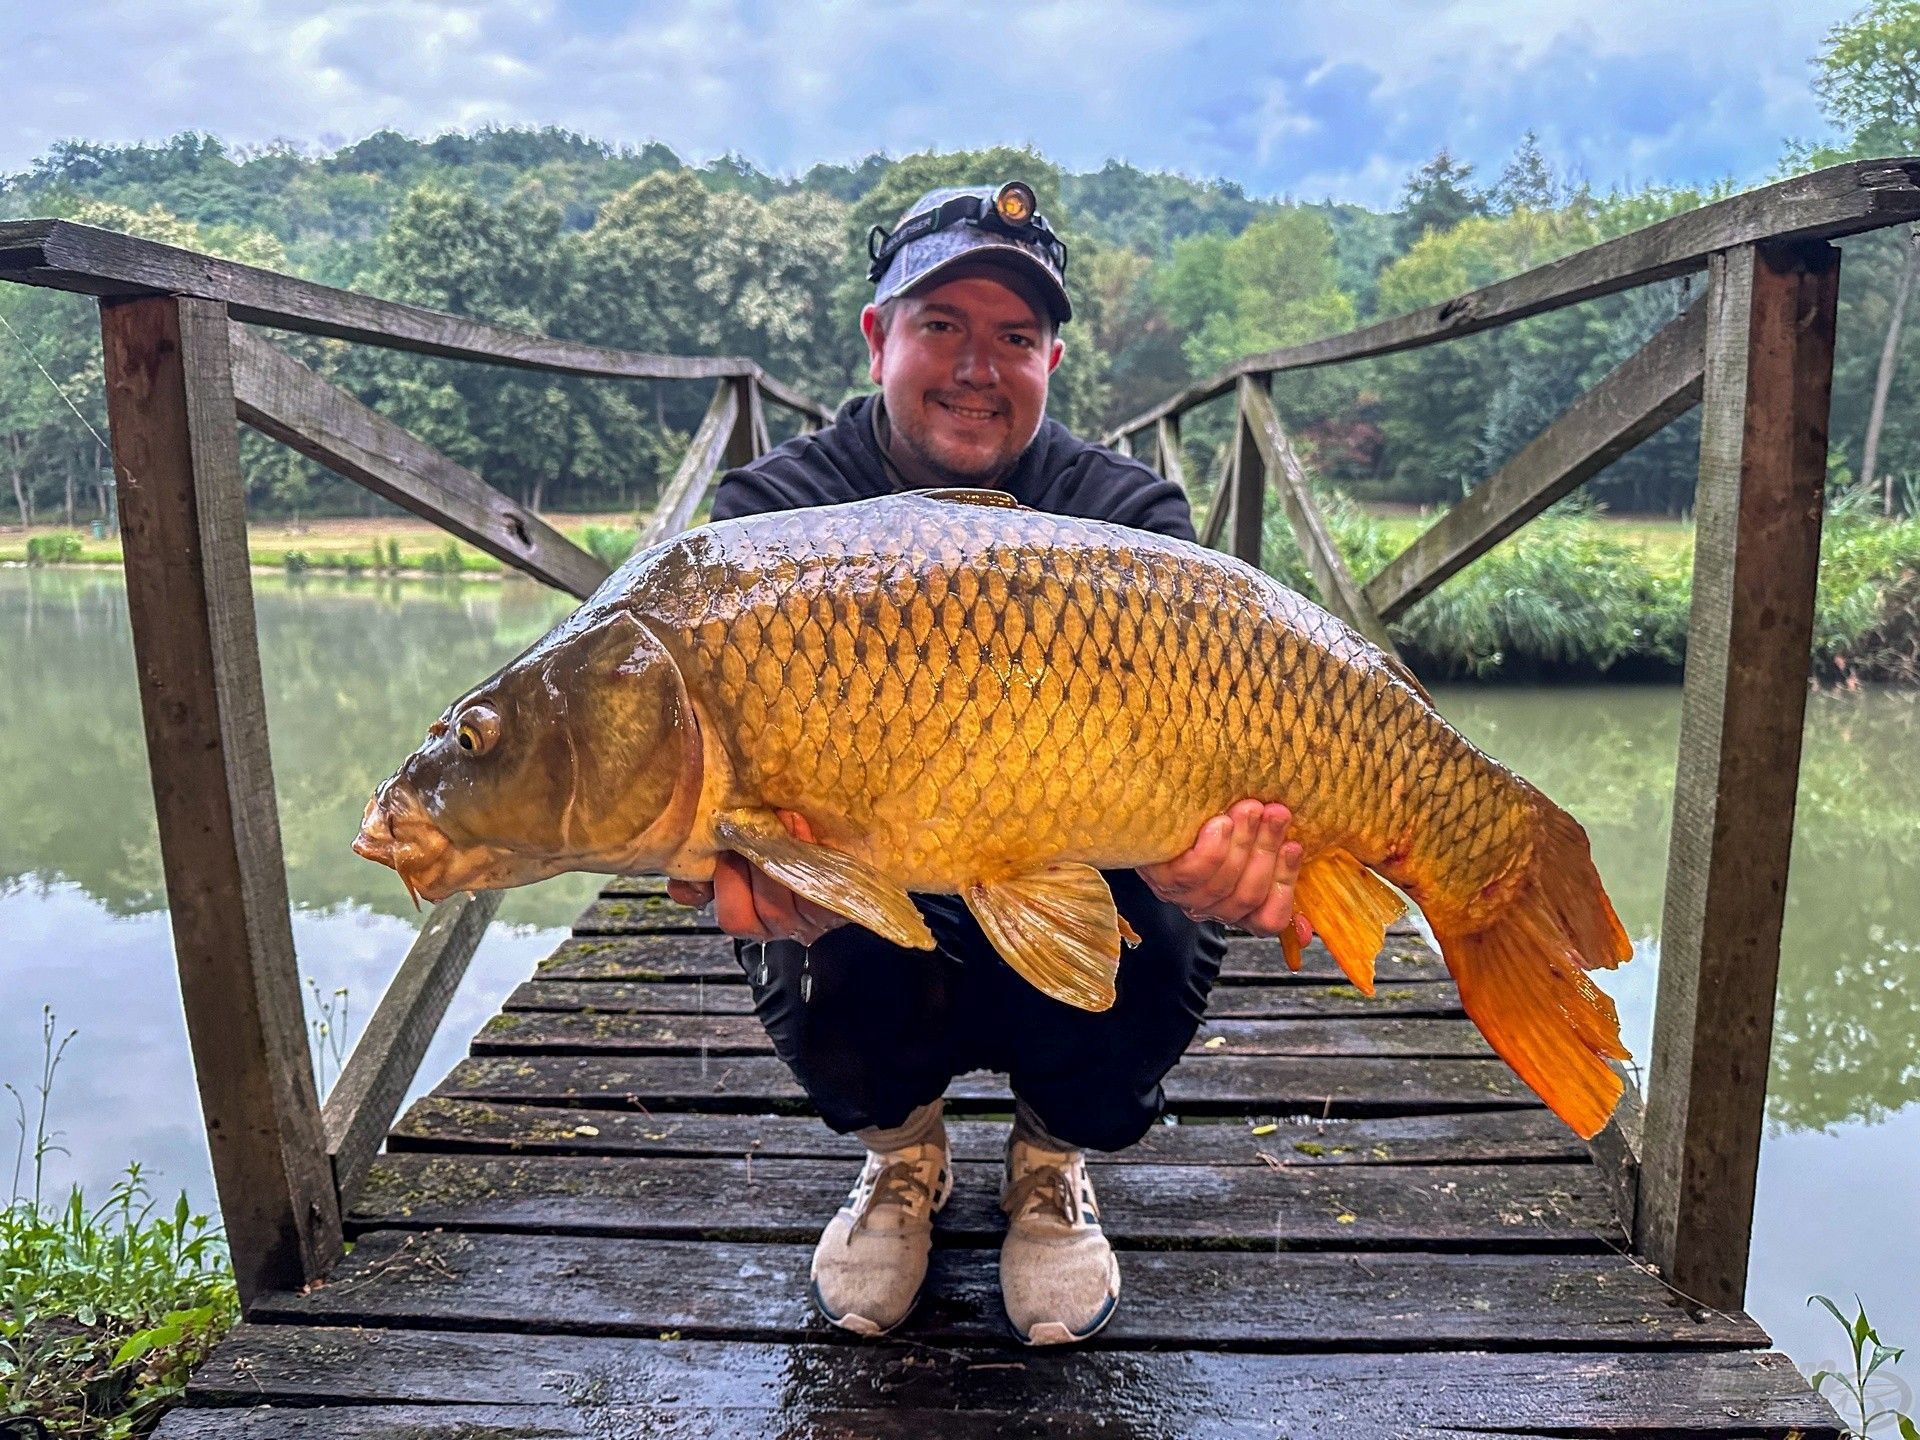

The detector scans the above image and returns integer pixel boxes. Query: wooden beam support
[0,219,832,424]
[1199,441,1233,550]
[1367,300,1707,622]
[1101,157,1920,442]
[1239,376,1401,658]
[1229,377,1268,568]
[99,295,342,1306]
[323,891,503,1211]
[1113,431,1134,458]
[723,376,767,472]
[1155,417,1185,493]
[637,380,741,551]
[1636,239,1841,1311]
[229,327,609,600]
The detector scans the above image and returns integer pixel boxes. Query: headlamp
[865,180,1068,285]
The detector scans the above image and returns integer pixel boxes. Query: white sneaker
[999,1136,1121,1345]
[808,1133,953,1336]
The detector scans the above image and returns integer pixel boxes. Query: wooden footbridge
[7,157,1917,1436]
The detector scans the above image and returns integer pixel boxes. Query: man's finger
[712,852,773,940]
[1218,805,1289,921]
[1186,799,1262,911]
[1245,841,1305,936]
[1142,814,1231,901]
[666,878,713,908]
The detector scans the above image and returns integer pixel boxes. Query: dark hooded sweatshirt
[709,393,1196,538]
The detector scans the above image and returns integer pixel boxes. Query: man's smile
[932,395,1006,424]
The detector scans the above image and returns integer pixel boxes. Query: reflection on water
[0,569,1913,1401]
[1432,684,1920,1133]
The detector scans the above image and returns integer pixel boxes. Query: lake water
[1,566,1913,1420]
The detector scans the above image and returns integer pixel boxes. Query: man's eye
[925,319,955,333]
[1006,333,1034,349]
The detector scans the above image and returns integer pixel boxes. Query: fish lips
[354,783,475,906]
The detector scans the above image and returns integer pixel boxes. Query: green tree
[1394,149,1487,251]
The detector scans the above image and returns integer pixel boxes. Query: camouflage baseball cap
[869,184,1072,325]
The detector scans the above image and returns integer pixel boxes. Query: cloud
[1,0,1861,208]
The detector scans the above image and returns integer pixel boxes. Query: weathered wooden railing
[1105,157,1920,1312]
[0,218,833,1306]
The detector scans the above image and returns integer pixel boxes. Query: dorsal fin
[915,487,1023,510]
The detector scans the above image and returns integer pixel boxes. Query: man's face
[862,270,1064,486]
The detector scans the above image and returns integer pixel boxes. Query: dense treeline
[2,2,1917,525]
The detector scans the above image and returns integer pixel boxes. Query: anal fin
[1293,848,1406,994]
[964,863,1122,1012]
[714,810,934,951]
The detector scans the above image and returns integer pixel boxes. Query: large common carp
[355,489,1633,1137]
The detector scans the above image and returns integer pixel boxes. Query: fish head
[354,611,701,903]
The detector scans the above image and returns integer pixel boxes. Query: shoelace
[1001,1162,1079,1227]
[848,1157,938,1238]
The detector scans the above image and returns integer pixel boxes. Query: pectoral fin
[714,810,934,951]
[1292,849,1407,995]
[964,863,1123,1012]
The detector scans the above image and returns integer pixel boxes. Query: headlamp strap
[866,190,1068,285]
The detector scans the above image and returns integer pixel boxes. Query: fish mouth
[354,780,485,906]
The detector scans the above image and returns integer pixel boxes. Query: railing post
[1636,239,1840,1311]
[1155,417,1184,490]
[726,375,769,469]
[99,294,343,1307]
[1230,374,1269,567]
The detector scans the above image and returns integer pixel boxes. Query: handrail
[1104,158,1920,444]
[0,218,834,423]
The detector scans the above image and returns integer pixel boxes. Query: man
[666,183,1307,1345]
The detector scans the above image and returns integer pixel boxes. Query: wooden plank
[1366,300,1708,622]
[0,218,834,422]
[1099,157,1920,440]
[389,1097,1585,1166]
[1112,430,1133,458]
[1229,376,1267,566]
[348,1153,1617,1249]
[229,327,609,599]
[250,1229,1770,1349]
[504,975,1461,1018]
[636,379,740,551]
[1239,376,1400,656]
[540,932,1452,985]
[469,1010,1495,1058]
[323,890,502,1210]
[99,295,341,1303]
[1637,239,1841,1312]
[1155,415,1184,491]
[429,1052,1540,1115]
[179,1328,1844,1437]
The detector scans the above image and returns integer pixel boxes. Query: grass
[2,1011,236,1439]
[1806,1294,1917,1439]
[0,510,652,575]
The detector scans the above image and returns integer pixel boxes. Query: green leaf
[1895,1414,1917,1440]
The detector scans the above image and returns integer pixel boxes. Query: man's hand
[665,810,849,945]
[1139,799,1311,942]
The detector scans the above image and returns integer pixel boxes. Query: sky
[2,0,1865,207]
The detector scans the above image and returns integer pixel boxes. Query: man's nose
[954,337,999,386]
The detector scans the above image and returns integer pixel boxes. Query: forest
[1,2,1918,530]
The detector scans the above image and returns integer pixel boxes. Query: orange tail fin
[1429,799,1634,1140]
[1290,848,1407,993]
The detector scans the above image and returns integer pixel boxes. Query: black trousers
[738,868,1227,1153]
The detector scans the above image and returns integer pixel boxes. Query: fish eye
[454,705,501,756]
